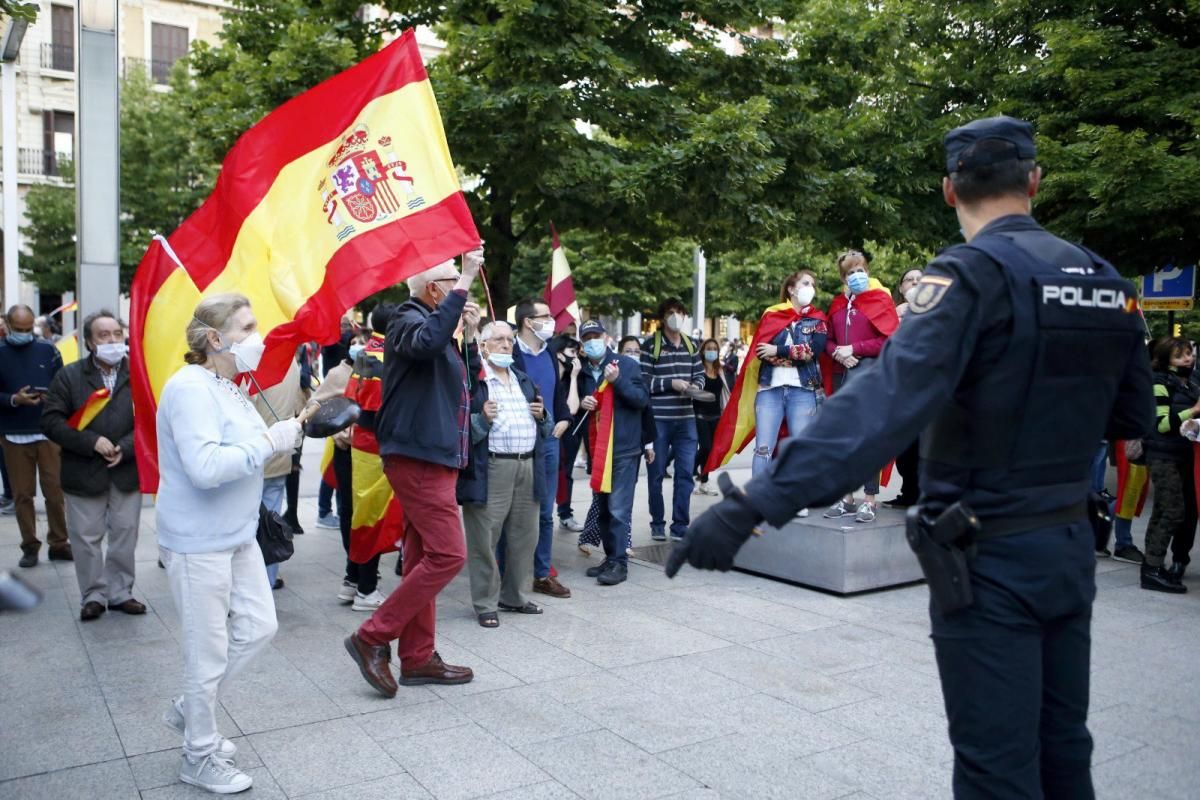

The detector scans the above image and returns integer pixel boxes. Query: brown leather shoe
[48,545,73,562]
[344,633,398,698]
[108,599,147,615]
[399,651,474,686]
[80,601,105,621]
[532,576,571,598]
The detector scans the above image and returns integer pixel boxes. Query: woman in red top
[823,250,899,523]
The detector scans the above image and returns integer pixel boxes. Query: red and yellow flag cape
[67,388,111,431]
[1113,442,1148,520]
[345,334,402,562]
[705,302,809,472]
[588,381,616,494]
[826,283,900,341]
[129,30,479,492]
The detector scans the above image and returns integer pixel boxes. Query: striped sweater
[639,331,703,421]
[1145,368,1199,461]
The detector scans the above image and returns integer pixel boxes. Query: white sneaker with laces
[559,516,584,533]
[855,502,877,523]
[178,753,253,794]
[163,697,237,760]
[336,580,357,603]
[352,589,385,611]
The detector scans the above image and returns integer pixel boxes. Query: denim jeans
[261,476,286,587]
[160,540,278,761]
[534,437,560,578]
[752,385,818,478]
[1090,443,1108,493]
[318,480,334,517]
[598,453,639,565]
[648,418,698,537]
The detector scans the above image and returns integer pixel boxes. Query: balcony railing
[122,56,177,85]
[41,42,74,73]
[0,148,75,178]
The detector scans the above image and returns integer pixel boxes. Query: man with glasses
[512,299,572,599]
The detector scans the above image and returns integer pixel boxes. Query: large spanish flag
[587,381,616,494]
[130,30,479,492]
[545,223,581,334]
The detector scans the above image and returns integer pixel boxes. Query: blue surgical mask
[847,272,870,294]
[348,344,365,362]
[487,352,514,369]
[5,332,33,346]
[704,350,719,362]
[582,339,607,360]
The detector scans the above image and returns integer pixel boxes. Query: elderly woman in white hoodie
[155,293,301,795]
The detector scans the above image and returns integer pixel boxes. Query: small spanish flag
[319,438,337,491]
[1114,442,1148,520]
[588,381,615,494]
[67,388,111,431]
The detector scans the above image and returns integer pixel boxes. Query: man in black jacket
[0,304,68,567]
[345,247,484,699]
[42,311,143,621]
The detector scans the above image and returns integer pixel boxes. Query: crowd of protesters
[0,240,1191,793]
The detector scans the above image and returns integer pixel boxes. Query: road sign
[1142,264,1196,311]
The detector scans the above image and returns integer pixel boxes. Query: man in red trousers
[344,246,483,698]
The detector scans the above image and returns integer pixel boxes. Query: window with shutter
[50,5,74,71]
[150,23,188,84]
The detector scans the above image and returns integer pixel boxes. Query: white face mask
[666,313,684,332]
[230,332,265,372]
[532,320,554,342]
[94,342,126,366]
[793,284,815,308]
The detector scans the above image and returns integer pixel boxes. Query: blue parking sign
[1142,264,1196,311]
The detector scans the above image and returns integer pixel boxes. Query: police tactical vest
[921,232,1144,491]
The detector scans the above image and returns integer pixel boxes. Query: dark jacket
[456,366,554,505]
[1145,368,1199,463]
[574,350,650,458]
[376,290,472,469]
[40,355,138,495]
[0,339,63,435]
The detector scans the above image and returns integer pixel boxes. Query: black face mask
[1172,364,1194,379]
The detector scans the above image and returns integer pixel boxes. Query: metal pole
[76,4,121,326]
[2,60,18,310]
[693,246,706,337]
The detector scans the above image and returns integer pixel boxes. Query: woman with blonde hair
[156,293,301,794]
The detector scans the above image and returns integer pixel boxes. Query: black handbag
[257,504,296,566]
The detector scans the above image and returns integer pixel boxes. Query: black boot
[1165,560,1188,583]
[1141,564,1187,593]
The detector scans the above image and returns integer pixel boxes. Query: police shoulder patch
[908,275,954,314]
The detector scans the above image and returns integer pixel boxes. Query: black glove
[665,473,763,577]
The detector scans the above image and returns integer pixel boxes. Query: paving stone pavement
[1,445,1197,799]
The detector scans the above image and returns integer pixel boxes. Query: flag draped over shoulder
[346,334,402,563]
[705,302,800,472]
[546,224,581,334]
[130,30,479,492]
[68,388,111,431]
[588,382,615,494]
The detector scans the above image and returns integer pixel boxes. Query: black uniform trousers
[931,520,1095,800]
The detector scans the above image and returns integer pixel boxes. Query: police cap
[944,116,1036,174]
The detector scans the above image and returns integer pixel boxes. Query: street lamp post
[1,18,28,312]
[77,0,120,329]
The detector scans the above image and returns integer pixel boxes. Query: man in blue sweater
[0,305,69,567]
[512,298,573,599]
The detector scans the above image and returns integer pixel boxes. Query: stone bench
[733,505,924,594]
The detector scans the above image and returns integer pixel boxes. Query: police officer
[667,116,1153,799]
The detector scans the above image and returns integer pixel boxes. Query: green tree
[120,65,214,290]
[19,162,75,295]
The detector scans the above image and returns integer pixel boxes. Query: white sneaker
[798,508,809,518]
[352,590,385,611]
[178,753,253,794]
[336,580,357,603]
[163,697,237,760]
[559,516,584,533]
